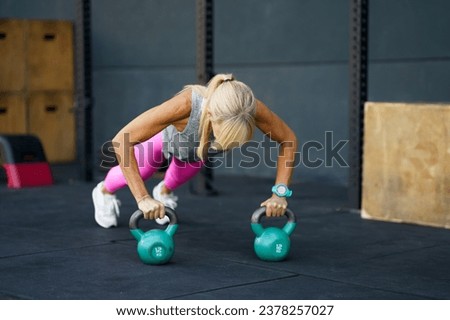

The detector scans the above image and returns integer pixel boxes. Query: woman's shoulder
[169,89,193,113]
[186,84,207,98]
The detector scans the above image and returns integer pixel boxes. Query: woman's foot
[92,181,121,228]
[152,180,178,225]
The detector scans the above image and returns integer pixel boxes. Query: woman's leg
[151,156,203,222]
[94,132,166,228]
[163,157,204,192]
[103,132,166,193]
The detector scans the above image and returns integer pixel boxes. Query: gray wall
[369,0,450,103]
[213,0,350,184]
[1,0,450,186]
[0,0,74,20]
[91,0,197,158]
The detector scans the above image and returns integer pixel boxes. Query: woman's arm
[254,99,298,216]
[112,90,191,205]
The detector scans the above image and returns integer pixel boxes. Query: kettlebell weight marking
[276,243,283,254]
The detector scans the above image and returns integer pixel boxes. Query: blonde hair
[184,74,256,160]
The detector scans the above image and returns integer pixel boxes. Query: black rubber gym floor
[1,165,450,300]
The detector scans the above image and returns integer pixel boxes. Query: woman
[92,74,297,228]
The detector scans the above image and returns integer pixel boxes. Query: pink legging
[103,132,204,193]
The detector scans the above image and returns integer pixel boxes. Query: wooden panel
[0,94,27,134]
[362,102,450,228]
[0,19,26,92]
[27,20,74,91]
[28,92,75,163]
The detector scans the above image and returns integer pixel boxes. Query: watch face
[277,185,287,195]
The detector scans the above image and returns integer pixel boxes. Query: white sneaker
[152,180,178,225]
[92,181,121,228]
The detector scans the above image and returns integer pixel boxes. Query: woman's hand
[260,195,288,217]
[137,196,165,220]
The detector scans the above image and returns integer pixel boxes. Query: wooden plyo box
[0,20,26,92]
[0,19,73,92]
[0,93,27,134]
[27,20,74,91]
[28,92,75,163]
[0,18,75,163]
[362,102,450,228]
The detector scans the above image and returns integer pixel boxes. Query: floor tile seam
[365,243,450,261]
[165,274,300,299]
[0,290,31,300]
[0,242,118,260]
[312,242,450,260]
[0,225,95,232]
[175,273,437,300]
[226,260,437,300]
[223,259,299,275]
[298,273,437,299]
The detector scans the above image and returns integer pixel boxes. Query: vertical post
[191,0,217,195]
[196,0,214,84]
[75,0,93,181]
[348,0,368,209]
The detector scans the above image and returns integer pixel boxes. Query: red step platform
[0,135,54,188]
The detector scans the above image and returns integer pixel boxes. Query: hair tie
[222,75,234,83]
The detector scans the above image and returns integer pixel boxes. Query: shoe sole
[152,183,177,210]
[92,186,117,228]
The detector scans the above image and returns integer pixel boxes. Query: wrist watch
[271,183,292,198]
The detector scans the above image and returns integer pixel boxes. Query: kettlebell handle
[251,206,296,224]
[129,207,178,229]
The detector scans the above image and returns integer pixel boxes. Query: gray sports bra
[162,91,204,162]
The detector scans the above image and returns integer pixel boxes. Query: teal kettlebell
[251,207,297,262]
[129,207,178,265]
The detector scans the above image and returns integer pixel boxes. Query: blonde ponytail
[193,74,256,160]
